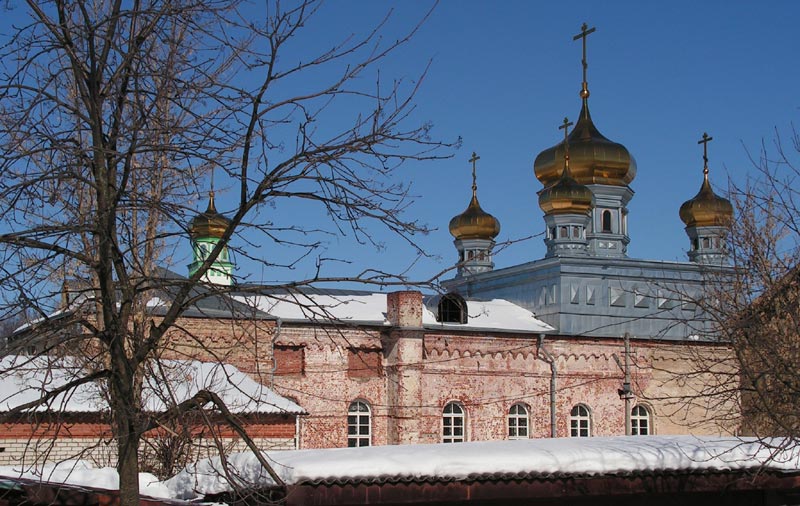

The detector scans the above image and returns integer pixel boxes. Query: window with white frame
[570,404,591,437]
[442,402,466,443]
[347,400,371,447]
[508,403,529,439]
[631,404,651,436]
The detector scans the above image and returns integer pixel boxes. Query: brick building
[178,287,731,450]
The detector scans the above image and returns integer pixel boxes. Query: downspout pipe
[623,333,632,435]
[537,333,557,438]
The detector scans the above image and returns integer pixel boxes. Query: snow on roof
[165,436,800,499]
[0,460,172,499]
[141,360,305,414]
[0,356,303,415]
[238,292,553,333]
[1,436,796,501]
[424,298,553,333]
[242,293,389,324]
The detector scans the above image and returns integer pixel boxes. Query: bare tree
[671,126,800,441]
[721,128,800,439]
[0,1,451,504]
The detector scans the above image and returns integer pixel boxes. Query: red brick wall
[0,421,112,439]
[274,345,305,376]
[347,348,382,379]
[0,420,295,440]
[162,316,276,375]
[155,295,736,450]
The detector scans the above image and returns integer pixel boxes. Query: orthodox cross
[698,132,713,176]
[209,167,216,207]
[573,22,596,99]
[559,117,574,170]
[469,151,480,195]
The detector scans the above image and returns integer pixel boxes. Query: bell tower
[188,192,234,285]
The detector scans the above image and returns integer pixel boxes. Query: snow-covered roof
[242,293,388,324]
[165,436,800,498]
[426,298,553,333]
[0,460,173,500]
[238,292,554,334]
[0,356,303,415]
[0,436,797,502]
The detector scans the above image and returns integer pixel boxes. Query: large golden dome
[534,102,637,187]
[190,192,231,239]
[538,166,594,215]
[679,173,733,228]
[449,194,501,241]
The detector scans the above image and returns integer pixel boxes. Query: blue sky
[4,1,798,289]
[223,0,798,287]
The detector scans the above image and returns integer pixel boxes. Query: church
[0,24,739,463]
[174,24,739,449]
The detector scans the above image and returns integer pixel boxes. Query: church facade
[175,26,739,450]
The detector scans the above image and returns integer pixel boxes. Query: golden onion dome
[679,172,733,227]
[534,101,637,187]
[449,193,501,240]
[538,166,594,215]
[190,192,231,239]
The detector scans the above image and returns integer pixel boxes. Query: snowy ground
[0,436,798,501]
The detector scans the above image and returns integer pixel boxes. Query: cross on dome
[573,22,596,100]
[468,151,481,196]
[698,132,713,177]
[559,117,574,166]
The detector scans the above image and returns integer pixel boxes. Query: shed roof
[164,435,800,500]
[0,356,304,415]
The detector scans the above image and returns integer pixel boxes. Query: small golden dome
[190,192,231,239]
[538,167,594,215]
[449,194,501,240]
[534,102,637,187]
[679,173,733,227]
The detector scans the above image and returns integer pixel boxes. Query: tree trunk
[118,428,141,506]
[110,353,142,506]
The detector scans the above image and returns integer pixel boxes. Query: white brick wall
[0,436,296,470]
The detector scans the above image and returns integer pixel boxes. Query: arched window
[631,405,651,436]
[442,402,466,443]
[438,293,467,324]
[347,401,371,447]
[570,404,591,437]
[601,210,613,233]
[508,403,529,439]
